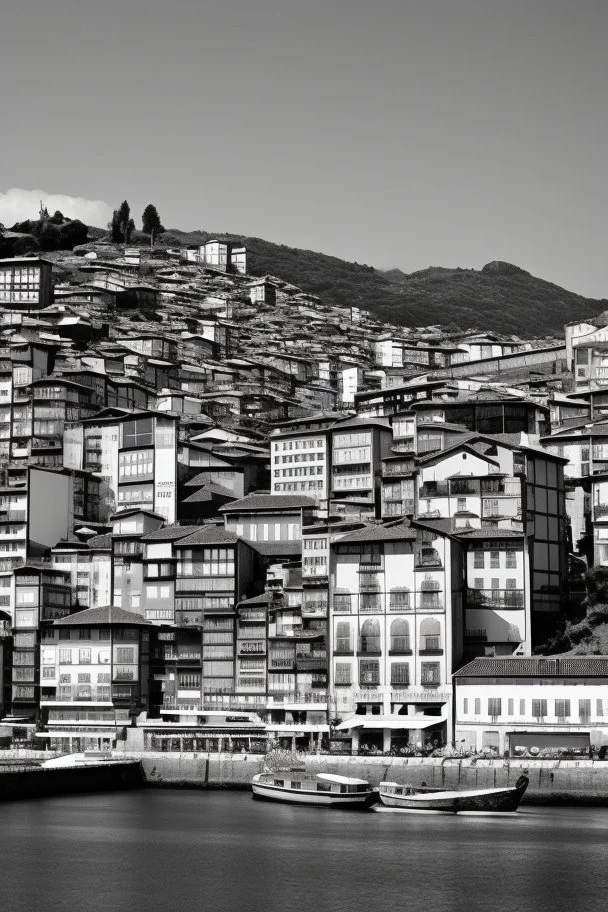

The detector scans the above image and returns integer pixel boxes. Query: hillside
[163,229,608,336]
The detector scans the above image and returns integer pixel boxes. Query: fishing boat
[251,770,377,808]
[377,773,529,814]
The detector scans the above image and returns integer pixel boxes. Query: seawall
[0,761,145,801]
[130,753,608,805]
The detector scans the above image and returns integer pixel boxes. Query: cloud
[0,187,112,228]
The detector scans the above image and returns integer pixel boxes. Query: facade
[0,258,53,310]
[455,656,608,754]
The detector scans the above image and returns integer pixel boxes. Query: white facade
[271,433,329,503]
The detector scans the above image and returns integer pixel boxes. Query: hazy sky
[1,0,607,297]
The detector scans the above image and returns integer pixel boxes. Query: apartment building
[416,435,568,651]
[220,493,316,559]
[454,656,608,754]
[0,257,53,310]
[270,422,331,505]
[330,522,458,754]
[329,417,392,519]
[50,535,112,612]
[64,409,179,523]
[11,563,72,719]
[38,605,152,752]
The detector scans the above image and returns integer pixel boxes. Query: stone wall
[128,752,608,804]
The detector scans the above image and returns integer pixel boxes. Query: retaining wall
[129,753,608,804]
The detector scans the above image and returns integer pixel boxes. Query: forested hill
[160,228,608,335]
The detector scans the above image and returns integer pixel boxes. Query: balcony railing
[466,589,525,609]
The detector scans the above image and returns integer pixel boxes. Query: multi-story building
[270,420,333,506]
[64,409,179,523]
[0,257,53,310]
[454,656,608,754]
[329,417,392,519]
[220,493,316,560]
[50,535,112,612]
[11,563,72,719]
[330,522,459,753]
[38,605,152,752]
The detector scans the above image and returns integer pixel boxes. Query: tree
[142,204,164,247]
[109,200,135,245]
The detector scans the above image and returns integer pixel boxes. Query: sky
[0,0,607,298]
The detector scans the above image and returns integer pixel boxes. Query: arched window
[420,617,441,652]
[360,619,380,654]
[390,619,410,653]
[335,622,352,654]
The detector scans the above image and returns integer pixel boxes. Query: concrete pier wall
[129,753,608,805]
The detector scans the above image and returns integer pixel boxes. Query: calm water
[1,791,607,912]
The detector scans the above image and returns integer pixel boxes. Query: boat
[251,770,377,808]
[377,773,529,814]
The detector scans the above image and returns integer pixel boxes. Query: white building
[454,656,608,755]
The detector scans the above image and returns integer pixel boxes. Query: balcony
[466,588,525,609]
[301,602,328,617]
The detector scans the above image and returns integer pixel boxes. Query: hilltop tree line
[109,200,164,247]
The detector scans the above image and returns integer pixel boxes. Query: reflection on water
[1,791,608,912]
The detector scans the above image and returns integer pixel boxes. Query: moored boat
[251,770,377,808]
[377,773,529,814]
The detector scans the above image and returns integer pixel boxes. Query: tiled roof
[250,541,302,556]
[53,605,151,626]
[140,525,201,542]
[173,525,240,546]
[220,494,316,513]
[181,484,235,504]
[456,528,523,539]
[454,657,608,677]
[237,592,273,606]
[335,522,417,544]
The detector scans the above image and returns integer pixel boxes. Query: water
[1,791,607,912]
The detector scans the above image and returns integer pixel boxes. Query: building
[0,258,53,310]
[454,656,608,755]
[38,605,152,752]
[330,522,459,754]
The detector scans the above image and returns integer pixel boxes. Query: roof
[139,525,201,542]
[456,528,524,539]
[237,592,273,607]
[220,493,316,513]
[334,522,417,544]
[53,605,151,627]
[454,657,608,678]
[173,525,240,546]
[250,541,302,557]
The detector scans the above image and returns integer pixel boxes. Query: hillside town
[0,236,606,762]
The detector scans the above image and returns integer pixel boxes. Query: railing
[466,589,525,609]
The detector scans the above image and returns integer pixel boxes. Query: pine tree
[142,204,165,248]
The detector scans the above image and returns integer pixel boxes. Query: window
[389,588,410,610]
[579,699,591,723]
[520,698,525,716]
[391,663,409,686]
[508,698,514,716]
[116,647,135,664]
[421,662,440,686]
[59,648,72,664]
[463,698,468,714]
[79,649,91,664]
[473,551,484,569]
[488,698,502,718]
[359,659,380,685]
[122,417,154,448]
[334,663,352,685]
[390,619,410,653]
[456,498,466,512]
[420,617,441,652]
[555,699,570,719]
[597,699,604,718]
[474,698,481,715]
[532,699,547,719]
[42,667,55,679]
[359,619,380,654]
[490,551,500,569]
[506,551,517,569]
[335,622,352,654]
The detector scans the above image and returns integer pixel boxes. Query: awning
[336,714,448,731]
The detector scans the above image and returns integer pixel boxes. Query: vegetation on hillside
[537,567,608,655]
[163,229,608,336]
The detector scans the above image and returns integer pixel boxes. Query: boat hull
[378,781,528,814]
[252,780,377,808]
